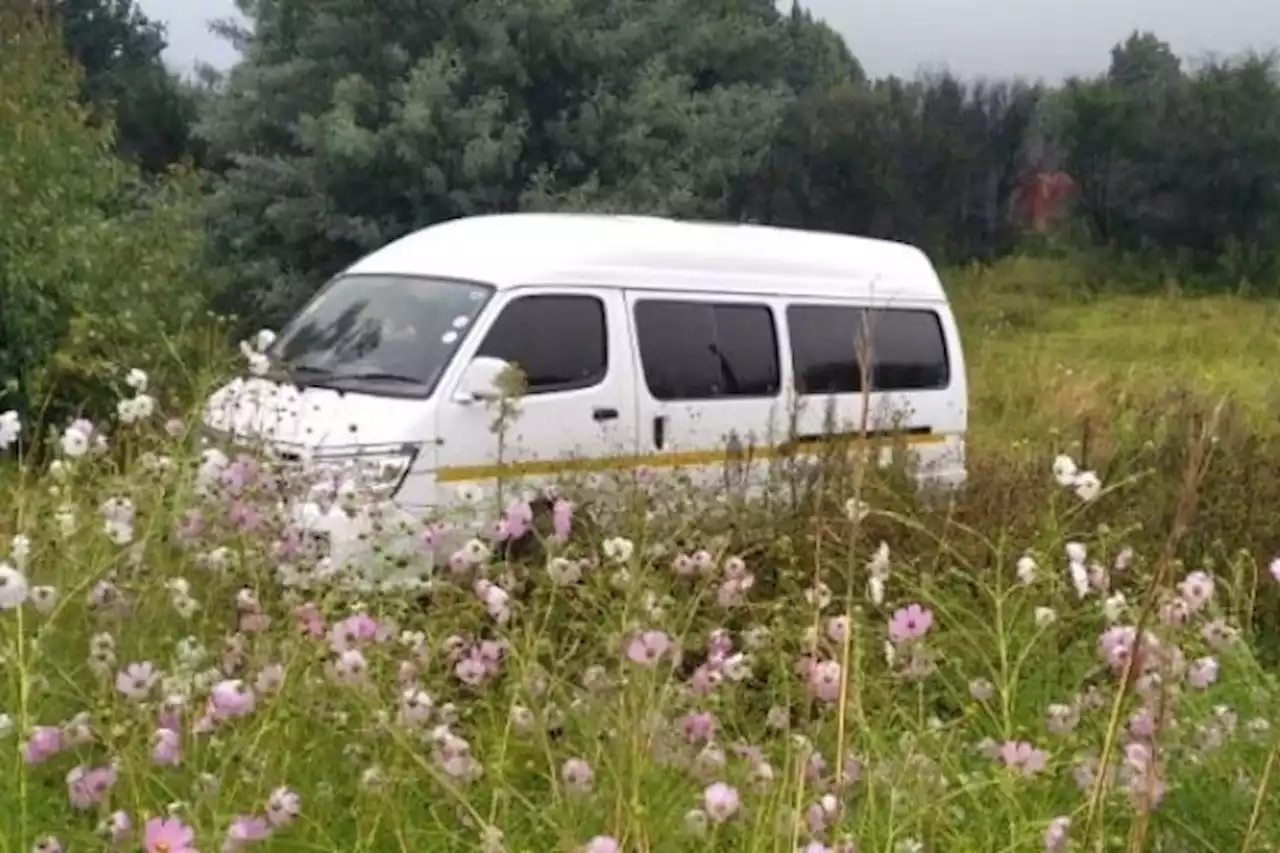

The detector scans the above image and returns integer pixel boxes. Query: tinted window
[478,295,607,392]
[787,305,949,393]
[634,301,780,400]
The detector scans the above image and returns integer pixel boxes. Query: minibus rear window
[787,305,950,393]
[269,274,494,397]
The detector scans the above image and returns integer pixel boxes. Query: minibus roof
[346,213,947,302]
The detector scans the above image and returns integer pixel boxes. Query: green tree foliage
[53,0,204,173]
[198,0,855,327]
[745,73,1044,263]
[90,9,1280,318]
[1058,33,1280,286]
[0,8,222,426]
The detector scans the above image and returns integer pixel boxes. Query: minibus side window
[786,305,949,393]
[633,300,780,400]
[476,294,608,393]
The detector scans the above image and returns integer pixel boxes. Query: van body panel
[431,286,641,507]
[199,213,970,580]
[622,288,790,495]
[203,379,436,451]
[346,213,945,301]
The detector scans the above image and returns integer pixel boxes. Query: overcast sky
[143,0,1279,81]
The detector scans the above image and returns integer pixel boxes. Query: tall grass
[4,328,1280,852]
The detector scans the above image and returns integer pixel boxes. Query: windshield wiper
[288,363,333,376]
[324,371,421,384]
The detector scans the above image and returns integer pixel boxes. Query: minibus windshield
[268,274,494,397]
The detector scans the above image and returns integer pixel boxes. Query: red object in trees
[1018,171,1075,232]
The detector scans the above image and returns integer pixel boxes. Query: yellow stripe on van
[433,432,949,483]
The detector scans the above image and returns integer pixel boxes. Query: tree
[746,73,1043,262]
[198,0,842,328]
[0,7,221,425]
[53,0,204,173]
[1058,32,1280,286]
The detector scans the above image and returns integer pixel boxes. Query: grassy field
[5,258,1280,852]
[952,256,1280,443]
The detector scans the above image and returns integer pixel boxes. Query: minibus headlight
[301,444,419,502]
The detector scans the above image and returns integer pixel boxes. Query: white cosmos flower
[1068,560,1091,599]
[867,541,890,579]
[60,425,89,458]
[1103,592,1127,623]
[0,562,30,609]
[1073,471,1102,501]
[0,410,20,450]
[1052,454,1077,487]
[10,535,29,567]
[601,537,634,563]
[867,575,885,606]
[253,329,277,352]
[29,585,58,614]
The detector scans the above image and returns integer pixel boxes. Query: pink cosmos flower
[1044,816,1071,852]
[807,659,843,702]
[210,679,256,719]
[116,661,158,701]
[329,613,379,652]
[151,728,181,765]
[551,498,573,541]
[625,630,671,665]
[1098,625,1141,671]
[293,602,325,637]
[265,786,300,827]
[888,603,933,643]
[703,781,741,821]
[454,655,488,686]
[223,815,272,850]
[583,837,620,853]
[67,763,116,809]
[174,508,203,540]
[1187,656,1219,689]
[144,817,197,853]
[1177,570,1215,612]
[998,740,1049,776]
[561,757,594,792]
[680,711,717,744]
[23,725,62,764]
[229,501,263,533]
[105,810,132,843]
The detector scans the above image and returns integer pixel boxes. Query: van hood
[202,377,430,449]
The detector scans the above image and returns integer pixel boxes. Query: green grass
[7,262,1280,852]
[950,256,1280,445]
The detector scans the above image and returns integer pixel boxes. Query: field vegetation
[5,263,1280,852]
[7,1,1280,850]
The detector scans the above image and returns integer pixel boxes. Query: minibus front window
[268,274,494,397]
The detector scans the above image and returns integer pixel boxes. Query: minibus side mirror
[452,356,510,403]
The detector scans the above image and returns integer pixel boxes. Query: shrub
[0,7,225,435]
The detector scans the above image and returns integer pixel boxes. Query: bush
[0,8,225,435]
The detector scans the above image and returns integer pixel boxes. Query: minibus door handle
[592,407,619,422]
[652,415,666,450]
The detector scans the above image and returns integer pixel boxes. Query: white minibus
[203,213,968,577]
